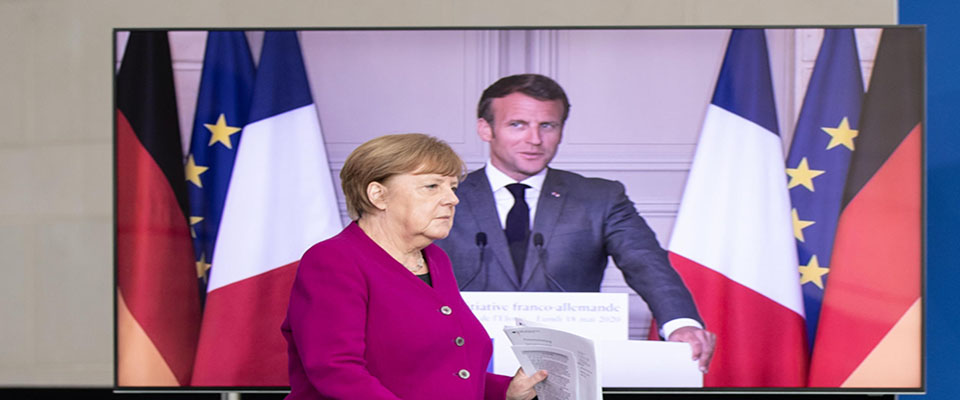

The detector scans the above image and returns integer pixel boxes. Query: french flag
[667,29,808,387]
[190,31,342,386]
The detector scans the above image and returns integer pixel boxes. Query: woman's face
[378,172,460,243]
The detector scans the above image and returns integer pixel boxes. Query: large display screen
[114,26,924,394]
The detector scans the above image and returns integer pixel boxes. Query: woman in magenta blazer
[282,134,546,400]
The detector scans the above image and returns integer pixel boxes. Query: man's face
[478,92,564,181]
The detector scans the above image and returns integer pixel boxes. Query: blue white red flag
[190,31,342,386]
[668,29,808,387]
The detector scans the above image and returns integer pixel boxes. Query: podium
[461,292,702,388]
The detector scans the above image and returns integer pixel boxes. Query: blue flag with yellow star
[185,31,256,294]
[785,29,863,350]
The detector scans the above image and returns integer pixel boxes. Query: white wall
[0,0,895,386]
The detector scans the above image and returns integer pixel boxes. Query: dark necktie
[505,183,530,281]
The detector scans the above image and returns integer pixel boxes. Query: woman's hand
[505,367,548,400]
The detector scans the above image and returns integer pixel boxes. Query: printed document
[503,319,601,400]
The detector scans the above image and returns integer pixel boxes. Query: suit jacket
[282,222,511,400]
[436,167,702,325]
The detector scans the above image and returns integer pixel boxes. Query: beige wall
[0,0,895,387]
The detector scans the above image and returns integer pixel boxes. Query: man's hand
[667,326,717,373]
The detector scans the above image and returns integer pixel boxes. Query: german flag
[808,27,923,388]
[116,31,201,386]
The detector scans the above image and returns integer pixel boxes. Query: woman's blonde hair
[340,133,465,220]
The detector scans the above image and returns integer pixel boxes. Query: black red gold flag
[809,27,923,388]
[116,31,201,386]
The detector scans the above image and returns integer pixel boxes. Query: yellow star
[189,216,204,238]
[196,254,212,280]
[205,113,242,149]
[184,154,209,188]
[792,208,815,242]
[786,157,825,191]
[822,117,858,151]
[798,255,830,289]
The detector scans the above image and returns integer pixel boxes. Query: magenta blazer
[282,222,511,399]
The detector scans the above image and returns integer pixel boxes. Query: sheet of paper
[504,320,601,400]
[511,345,578,400]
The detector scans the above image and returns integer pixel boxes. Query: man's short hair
[340,133,465,220]
[477,74,571,124]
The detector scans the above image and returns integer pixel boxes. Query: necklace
[407,253,426,274]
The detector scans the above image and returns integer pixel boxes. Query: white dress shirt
[484,161,546,230]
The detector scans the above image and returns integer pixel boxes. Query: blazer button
[458,369,470,379]
[455,336,465,346]
[440,306,452,315]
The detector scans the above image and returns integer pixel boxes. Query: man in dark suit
[435,74,716,372]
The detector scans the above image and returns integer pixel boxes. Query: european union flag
[785,29,864,349]
[185,31,256,295]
